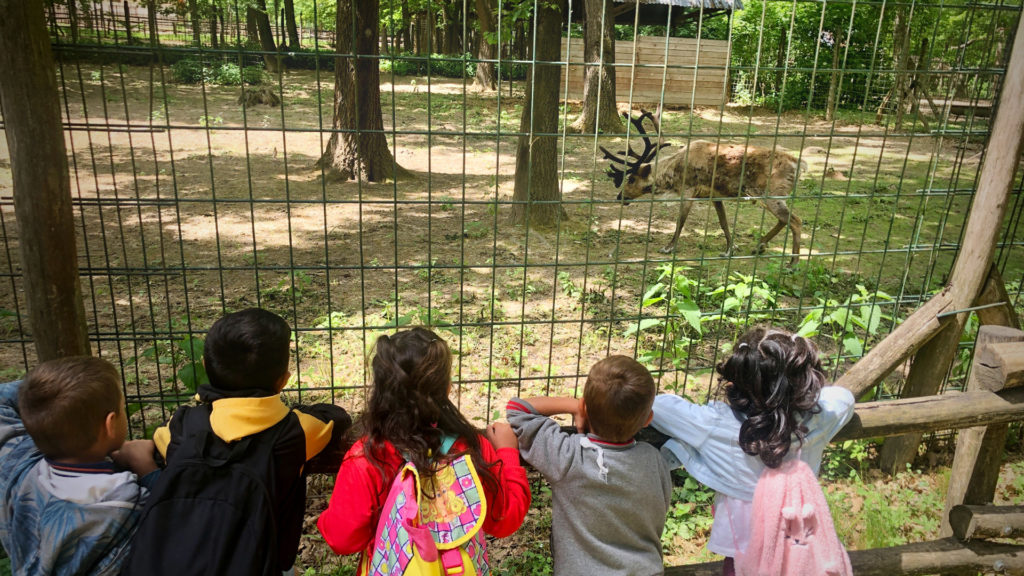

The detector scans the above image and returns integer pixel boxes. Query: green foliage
[379,53,476,78]
[170,58,207,84]
[796,285,895,359]
[821,439,871,480]
[134,334,209,395]
[662,471,715,549]
[171,58,265,86]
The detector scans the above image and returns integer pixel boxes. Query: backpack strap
[438,433,458,457]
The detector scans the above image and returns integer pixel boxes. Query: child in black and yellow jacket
[125,308,350,576]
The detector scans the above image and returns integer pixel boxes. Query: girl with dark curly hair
[651,327,855,575]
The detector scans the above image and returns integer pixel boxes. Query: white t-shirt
[651,386,855,557]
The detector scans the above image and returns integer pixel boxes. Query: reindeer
[600,111,805,265]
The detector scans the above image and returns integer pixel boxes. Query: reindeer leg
[713,201,733,257]
[760,198,803,266]
[660,196,696,254]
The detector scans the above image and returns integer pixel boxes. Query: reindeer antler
[599,110,671,188]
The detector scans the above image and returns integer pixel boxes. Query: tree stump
[237,86,280,107]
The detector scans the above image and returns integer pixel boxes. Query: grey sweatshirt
[507,398,673,576]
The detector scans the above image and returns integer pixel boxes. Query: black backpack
[125,404,297,576]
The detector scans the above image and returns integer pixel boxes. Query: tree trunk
[209,6,218,49]
[474,0,497,90]
[218,8,225,47]
[512,0,566,227]
[774,21,786,93]
[251,1,282,73]
[246,7,259,46]
[122,0,132,43]
[401,0,412,52]
[0,0,91,360]
[284,0,299,49]
[187,0,201,45]
[146,0,156,46]
[878,6,911,126]
[68,0,80,43]
[570,0,623,134]
[318,0,406,182]
[825,33,841,121]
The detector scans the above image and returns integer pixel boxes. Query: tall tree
[512,0,566,227]
[187,0,201,45]
[250,0,283,73]
[284,0,300,49]
[318,0,405,182]
[570,0,623,133]
[474,0,497,90]
[0,0,90,360]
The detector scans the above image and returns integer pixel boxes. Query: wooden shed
[560,0,738,107]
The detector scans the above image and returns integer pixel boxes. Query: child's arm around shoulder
[293,403,353,462]
[505,397,584,483]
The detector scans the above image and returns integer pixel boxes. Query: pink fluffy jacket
[735,458,853,576]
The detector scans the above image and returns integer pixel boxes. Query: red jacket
[317,435,530,557]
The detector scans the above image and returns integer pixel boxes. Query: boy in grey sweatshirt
[506,355,673,576]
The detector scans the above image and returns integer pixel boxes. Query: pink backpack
[735,458,853,576]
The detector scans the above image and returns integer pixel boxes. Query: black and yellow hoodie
[152,384,350,571]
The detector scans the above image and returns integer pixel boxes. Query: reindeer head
[600,110,670,205]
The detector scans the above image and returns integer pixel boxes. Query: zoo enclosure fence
[0,0,1021,440]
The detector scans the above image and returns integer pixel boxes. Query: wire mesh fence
[0,0,1023,571]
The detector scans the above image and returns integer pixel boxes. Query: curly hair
[719,327,826,468]
[362,327,498,497]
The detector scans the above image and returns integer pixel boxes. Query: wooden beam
[831,387,1024,442]
[0,0,90,360]
[949,505,1024,541]
[976,340,1024,391]
[943,331,1024,536]
[974,265,1020,329]
[665,538,1024,576]
[878,9,1024,474]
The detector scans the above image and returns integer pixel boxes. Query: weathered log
[832,387,1024,442]
[943,331,1024,536]
[974,265,1021,329]
[664,538,1024,576]
[976,339,1024,391]
[949,505,1024,541]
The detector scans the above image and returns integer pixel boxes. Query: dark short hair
[19,356,122,460]
[203,308,291,393]
[583,355,655,443]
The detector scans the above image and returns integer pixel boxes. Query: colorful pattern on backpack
[367,449,490,576]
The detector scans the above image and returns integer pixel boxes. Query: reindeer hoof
[659,244,675,254]
[753,244,768,255]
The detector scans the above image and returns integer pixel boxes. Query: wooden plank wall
[560,37,730,107]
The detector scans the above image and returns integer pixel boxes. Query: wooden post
[877,10,1024,475]
[949,505,1024,541]
[942,330,1024,536]
[0,0,90,361]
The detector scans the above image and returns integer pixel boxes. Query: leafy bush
[171,59,265,86]
[211,63,265,86]
[170,58,207,84]
[379,53,482,79]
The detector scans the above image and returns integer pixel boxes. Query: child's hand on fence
[111,439,159,477]
[486,422,518,451]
